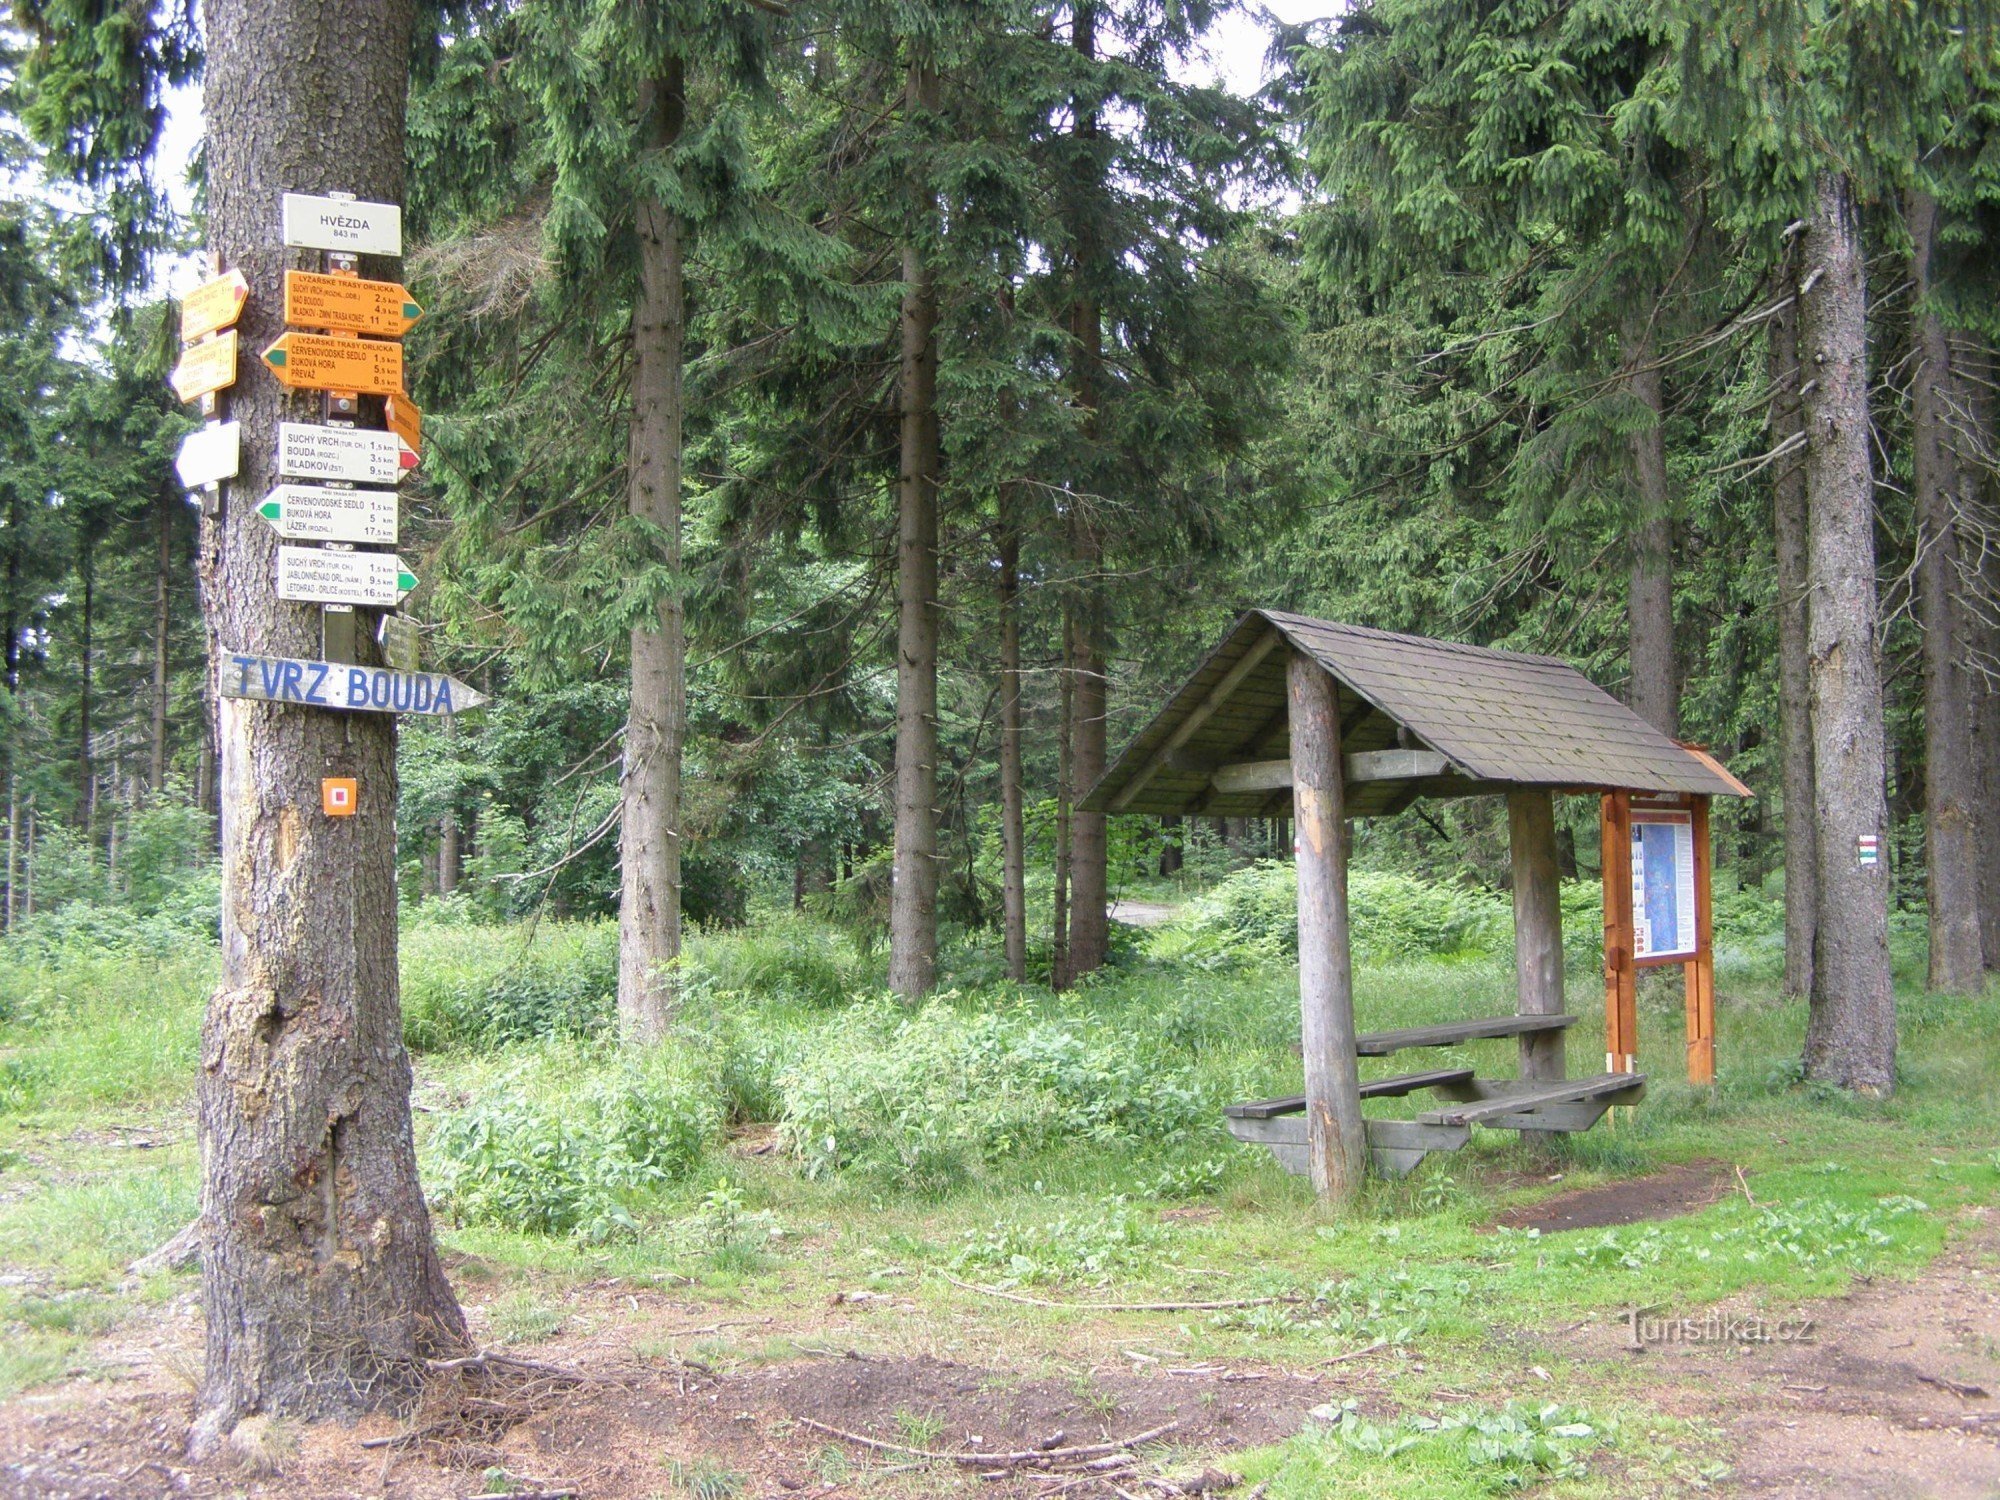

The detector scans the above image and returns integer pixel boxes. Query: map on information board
[1630,808,1697,959]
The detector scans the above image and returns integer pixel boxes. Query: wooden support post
[1600,791,1638,1074]
[1288,649,1367,1204]
[1685,795,1716,1085]
[1509,789,1566,1086]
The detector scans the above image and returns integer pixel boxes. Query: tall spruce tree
[195,0,470,1445]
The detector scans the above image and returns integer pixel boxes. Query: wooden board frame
[1602,789,1715,1084]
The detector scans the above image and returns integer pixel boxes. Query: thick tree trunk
[887,57,941,1000]
[1288,649,1366,1205]
[1065,567,1108,975]
[1769,271,1816,998]
[151,480,174,791]
[193,0,466,1453]
[1907,191,1983,993]
[997,510,1027,983]
[1797,173,1896,1094]
[617,60,688,1042]
[1062,0,1110,981]
[1624,323,1677,735]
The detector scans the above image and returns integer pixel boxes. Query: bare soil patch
[0,1286,1359,1499]
[1490,1160,1732,1233]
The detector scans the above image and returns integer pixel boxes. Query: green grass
[0,900,1994,1497]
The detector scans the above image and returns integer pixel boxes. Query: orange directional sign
[284,270,424,337]
[180,270,249,344]
[171,331,239,403]
[385,395,423,455]
[261,332,403,397]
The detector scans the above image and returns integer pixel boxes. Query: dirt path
[1549,1211,2000,1497]
[1107,898,1179,929]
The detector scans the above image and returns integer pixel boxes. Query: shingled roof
[1081,610,1750,819]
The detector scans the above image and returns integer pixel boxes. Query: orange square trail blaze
[321,778,358,817]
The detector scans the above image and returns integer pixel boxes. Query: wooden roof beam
[1108,629,1280,812]
[1209,750,1450,796]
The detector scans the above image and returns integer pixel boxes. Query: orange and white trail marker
[261,331,404,396]
[180,270,250,344]
[384,395,423,455]
[284,269,424,338]
[171,330,240,403]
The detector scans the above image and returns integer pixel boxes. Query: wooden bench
[1355,1014,1573,1057]
[1418,1072,1646,1130]
[1223,1067,1476,1120]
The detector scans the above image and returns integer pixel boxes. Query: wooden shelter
[1081,610,1749,1203]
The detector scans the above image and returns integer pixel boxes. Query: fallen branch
[1734,1165,1757,1206]
[1313,1337,1390,1367]
[1918,1373,1989,1400]
[940,1272,1288,1312]
[129,1218,204,1277]
[793,1414,1181,1470]
[427,1351,594,1384]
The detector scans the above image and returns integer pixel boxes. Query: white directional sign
[219,653,485,716]
[277,422,416,485]
[276,546,416,607]
[281,192,402,255]
[176,421,242,488]
[259,484,399,545]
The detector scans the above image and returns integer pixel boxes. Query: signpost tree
[190,0,468,1454]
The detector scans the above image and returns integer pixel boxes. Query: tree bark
[887,56,941,1000]
[151,477,175,792]
[1061,0,1110,981]
[1288,648,1366,1205]
[193,0,466,1454]
[996,507,1027,983]
[1769,267,1816,999]
[617,58,688,1043]
[1907,190,1983,993]
[1962,352,2000,970]
[1797,173,1896,1094]
[1624,322,1677,736]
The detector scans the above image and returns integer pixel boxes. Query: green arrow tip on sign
[398,571,418,592]
[403,301,422,320]
[258,500,280,519]
[265,346,286,366]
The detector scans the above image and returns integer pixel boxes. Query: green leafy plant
[778,997,1207,1189]
[430,1043,717,1240]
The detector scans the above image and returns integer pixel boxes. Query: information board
[1630,807,1697,960]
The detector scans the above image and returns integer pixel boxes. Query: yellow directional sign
[180,270,249,345]
[385,395,423,455]
[261,332,403,397]
[171,331,239,403]
[284,270,424,337]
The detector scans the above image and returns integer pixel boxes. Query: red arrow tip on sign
[398,446,419,470]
